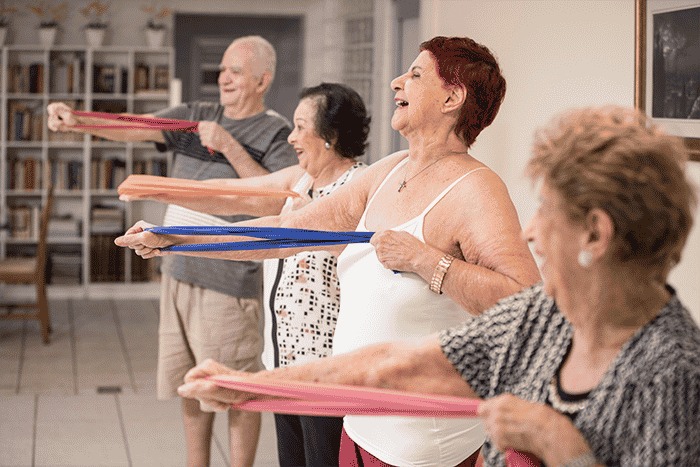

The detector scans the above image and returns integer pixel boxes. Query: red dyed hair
[420,36,506,147]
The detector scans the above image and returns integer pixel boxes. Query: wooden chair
[0,186,53,344]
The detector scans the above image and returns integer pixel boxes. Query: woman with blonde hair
[178,105,700,466]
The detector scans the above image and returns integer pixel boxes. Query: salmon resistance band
[210,376,540,467]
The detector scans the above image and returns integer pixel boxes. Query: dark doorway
[174,14,303,122]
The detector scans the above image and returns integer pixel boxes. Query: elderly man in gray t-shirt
[48,36,297,467]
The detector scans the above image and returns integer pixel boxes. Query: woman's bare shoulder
[433,165,519,232]
[361,150,409,186]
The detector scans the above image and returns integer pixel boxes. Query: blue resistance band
[146,226,375,252]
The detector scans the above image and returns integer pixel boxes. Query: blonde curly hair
[527,106,696,277]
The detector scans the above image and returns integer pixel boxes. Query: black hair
[299,83,371,159]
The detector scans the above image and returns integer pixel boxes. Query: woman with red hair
[117,36,540,466]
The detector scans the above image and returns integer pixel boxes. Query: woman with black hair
[117,37,541,466]
[120,82,370,467]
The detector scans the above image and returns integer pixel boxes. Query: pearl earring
[577,250,593,268]
[324,141,331,149]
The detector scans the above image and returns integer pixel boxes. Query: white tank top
[334,156,487,466]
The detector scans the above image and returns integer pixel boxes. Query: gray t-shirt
[154,102,297,297]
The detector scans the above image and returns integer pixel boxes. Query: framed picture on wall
[636,0,700,161]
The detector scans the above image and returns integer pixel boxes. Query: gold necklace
[397,152,466,193]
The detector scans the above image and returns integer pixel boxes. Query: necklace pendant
[398,180,407,192]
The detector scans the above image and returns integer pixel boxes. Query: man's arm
[198,121,272,177]
[47,102,165,143]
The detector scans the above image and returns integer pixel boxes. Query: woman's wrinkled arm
[434,173,540,312]
[176,335,478,410]
[115,161,379,260]
[373,170,540,315]
[120,166,304,216]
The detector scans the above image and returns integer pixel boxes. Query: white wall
[419,0,700,322]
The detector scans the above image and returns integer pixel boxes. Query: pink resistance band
[70,110,215,154]
[71,110,200,131]
[118,174,301,198]
[210,375,540,467]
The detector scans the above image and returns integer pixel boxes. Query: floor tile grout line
[111,300,138,393]
[114,394,133,467]
[68,300,78,396]
[16,320,27,394]
[32,393,38,467]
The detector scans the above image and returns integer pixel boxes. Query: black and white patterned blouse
[262,162,365,369]
[439,283,700,466]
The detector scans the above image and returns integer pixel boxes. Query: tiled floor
[0,298,278,467]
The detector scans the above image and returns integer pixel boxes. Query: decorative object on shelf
[38,25,57,47]
[142,1,171,48]
[0,1,17,46]
[81,1,109,47]
[28,1,67,47]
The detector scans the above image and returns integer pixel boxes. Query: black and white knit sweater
[439,283,700,466]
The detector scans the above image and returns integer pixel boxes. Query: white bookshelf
[1,45,174,296]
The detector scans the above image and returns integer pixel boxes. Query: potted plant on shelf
[142,2,171,49]
[0,1,17,47]
[28,1,67,48]
[81,1,109,47]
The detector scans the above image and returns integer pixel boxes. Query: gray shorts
[157,274,263,400]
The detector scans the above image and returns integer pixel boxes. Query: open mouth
[395,100,408,108]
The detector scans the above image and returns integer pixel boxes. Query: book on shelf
[48,251,82,284]
[134,63,149,92]
[154,65,170,90]
[48,214,81,239]
[90,203,124,235]
[50,159,84,191]
[133,158,167,176]
[8,205,40,240]
[9,63,45,94]
[90,158,126,190]
[134,62,169,94]
[93,64,128,94]
[67,161,83,190]
[132,255,159,282]
[7,157,43,190]
[24,158,41,190]
[90,234,125,282]
[50,54,85,94]
[7,101,43,141]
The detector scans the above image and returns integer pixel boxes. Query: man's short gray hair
[231,35,277,82]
